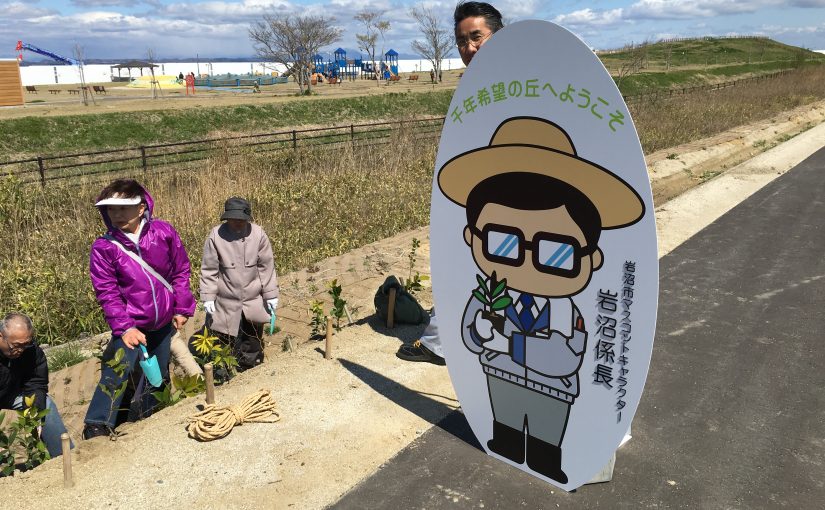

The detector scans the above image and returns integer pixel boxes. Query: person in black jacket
[0,312,72,457]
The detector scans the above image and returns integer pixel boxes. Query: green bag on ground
[374,275,428,325]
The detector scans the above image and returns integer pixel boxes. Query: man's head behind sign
[454,1,504,66]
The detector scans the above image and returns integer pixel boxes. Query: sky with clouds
[2,0,825,62]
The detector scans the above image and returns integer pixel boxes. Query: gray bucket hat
[220,197,253,221]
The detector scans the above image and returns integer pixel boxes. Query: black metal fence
[622,69,794,102]
[0,117,446,186]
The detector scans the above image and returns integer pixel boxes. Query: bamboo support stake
[204,363,215,405]
[325,317,333,359]
[61,433,73,488]
[387,287,397,328]
[344,304,354,325]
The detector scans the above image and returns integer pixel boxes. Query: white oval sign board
[430,20,658,491]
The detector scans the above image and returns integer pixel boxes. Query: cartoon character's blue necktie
[518,294,536,330]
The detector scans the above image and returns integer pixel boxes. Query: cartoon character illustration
[437,116,644,484]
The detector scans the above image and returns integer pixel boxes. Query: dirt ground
[2,105,825,509]
[2,70,462,121]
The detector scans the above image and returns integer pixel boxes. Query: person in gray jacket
[199,198,279,371]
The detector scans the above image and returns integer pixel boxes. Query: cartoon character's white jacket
[461,289,587,403]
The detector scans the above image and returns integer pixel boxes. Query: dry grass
[4,66,825,344]
[0,128,435,344]
[631,65,825,154]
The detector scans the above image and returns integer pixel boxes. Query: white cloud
[761,22,825,35]
[2,1,56,17]
[71,0,141,7]
[626,0,772,19]
[553,8,624,27]
[790,0,825,6]
[551,0,821,29]
[496,0,539,18]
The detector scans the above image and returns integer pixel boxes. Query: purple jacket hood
[90,186,195,336]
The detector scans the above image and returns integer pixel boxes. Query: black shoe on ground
[487,421,525,463]
[82,423,111,440]
[526,435,568,484]
[396,340,446,365]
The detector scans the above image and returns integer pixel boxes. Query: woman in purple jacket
[82,179,195,440]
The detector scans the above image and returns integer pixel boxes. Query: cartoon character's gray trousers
[487,375,570,446]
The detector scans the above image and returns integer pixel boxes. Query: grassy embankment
[0,91,454,157]
[3,41,825,348]
[600,36,825,96]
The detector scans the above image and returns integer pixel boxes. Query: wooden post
[61,433,73,488]
[325,317,333,359]
[204,363,215,405]
[139,146,147,174]
[387,287,397,329]
[37,157,46,187]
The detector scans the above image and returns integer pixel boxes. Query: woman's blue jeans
[84,323,172,429]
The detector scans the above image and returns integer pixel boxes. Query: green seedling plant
[328,279,347,332]
[191,327,239,376]
[151,374,205,410]
[11,395,51,471]
[473,271,512,333]
[309,299,326,337]
[98,347,129,439]
[403,237,430,295]
[0,411,19,476]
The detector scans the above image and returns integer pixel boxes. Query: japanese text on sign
[451,78,626,132]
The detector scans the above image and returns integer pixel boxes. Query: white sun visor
[95,195,142,207]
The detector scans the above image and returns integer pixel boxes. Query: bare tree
[146,48,163,100]
[615,41,650,90]
[249,13,343,94]
[410,6,453,83]
[72,43,94,106]
[355,9,390,84]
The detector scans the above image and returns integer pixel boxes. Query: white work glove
[203,301,215,314]
[473,310,493,340]
[473,310,509,352]
[266,298,279,314]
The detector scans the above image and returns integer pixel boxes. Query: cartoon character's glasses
[470,224,596,277]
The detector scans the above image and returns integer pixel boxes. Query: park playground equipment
[311,48,400,81]
[15,40,95,104]
[16,40,79,65]
[127,75,185,89]
[0,60,24,107]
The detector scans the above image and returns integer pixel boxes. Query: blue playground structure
[16,40,79,65]
[310,48,400,81]
[384,49,399,78]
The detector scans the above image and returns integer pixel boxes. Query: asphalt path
[331,146,825,509]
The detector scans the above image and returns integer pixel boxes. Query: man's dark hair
[454,1,504,33]
[466,173,602,249]
[96,179,145,204]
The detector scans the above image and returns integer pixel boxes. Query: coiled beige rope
[187,389,281,441]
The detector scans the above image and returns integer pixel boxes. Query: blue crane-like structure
[16,40,80,65]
